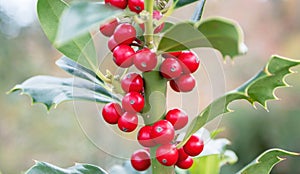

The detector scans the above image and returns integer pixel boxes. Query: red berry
[113,45,135,68]
[131,149,151,171]
[133,48,157,72]
[156,144,178,166]
[140,10,164,34]
[114,23,136,45]
[160,58,182,79]
[170,74,196,92]
[153,10,165,33]
[128,0,144,13]
[162,51,182,58]
[105,0,127,9]
[137,125,156,147]
[151,120,175,144]
[122,92,145,113]
[108,36,119,52]
[121,73,144,93]
[165,108,188,130]
[183,135,204,156]
[177,147,189,162]
[178,51,200,73]
[102,103,123,124]
[176,156,193,169]
[100,18,119,37]
[118,112,138,132]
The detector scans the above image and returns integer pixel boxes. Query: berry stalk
[144,0,154,48]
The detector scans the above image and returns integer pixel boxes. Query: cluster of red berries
[100,14,164,70]
[161,51,200,92]
[102,72,145,132]
[131,109,204,171]
[105,0,144,14]
[100,2,203,171]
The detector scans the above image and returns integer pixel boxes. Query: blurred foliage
[1,0,300,174]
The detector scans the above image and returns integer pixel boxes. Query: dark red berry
[177,147,189,162]
[137,125,156,147]
[162,51,182,58]
[122,92,145,113]
[121,73,144,93]
[100,18,119,37]
[131,149,151,171]
[113,45,135,68]
[140,10,164,34]
[108,36,119,52]
[118,112,138,132]
[160,58,182,79]
[178,51,200,73]
[183,135,204,156]
[165,108,188,130]
[102,103,123,124]
[156,144,178,166]
[170,74,196,92]
[114,23,136,45]
[128,0,144,13]
[133,48,157,72]
[176,156,193,169]
[105,0,127,9]
[153,10,165,33]
[151,120,175,144]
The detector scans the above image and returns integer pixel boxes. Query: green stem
[142,71,167,125]
[144,0,154,48]
[142,71,175,174]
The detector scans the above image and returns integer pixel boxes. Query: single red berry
[176,156,193,169]
[128,0,144,13]
[160,58,182,79]
[122,92,145,113]
[121,73,144,93]
[165,108,188,130]
[170,74,196,92]
[177,147,189,162]
[153,10,165,33]
[118,112,138,132]
[156,144,178,166]
[162,51,182,58]
[100,18,119,37]
[140,10,164,34]
[178,51,200,73]
[102,103,123,124]
[151,120,175,144]
[183,135,204,156]
[113,45,135,68]
[131,149,151,171]
[137,125,156,147]
[133,48,157,72]
[114,23,136,45]
[108,36,119,52]
[105,0,128,9]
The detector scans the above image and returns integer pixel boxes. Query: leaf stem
[144,0,154,48]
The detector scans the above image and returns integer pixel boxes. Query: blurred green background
[1,0,300,173]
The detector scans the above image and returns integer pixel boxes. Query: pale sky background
[0,0,37,37]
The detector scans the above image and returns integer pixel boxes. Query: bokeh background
[1,0,300,173]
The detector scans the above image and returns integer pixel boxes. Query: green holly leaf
[177,55,300,147]
[9,57,117,110]
[189,155,220,174]
[37,0,97,69]
[25,161,108,174]
[55,2,123,45]
[174,0,199,9]
[236,149,299,174]
[191,0,206,22]
[157,17,247,59]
